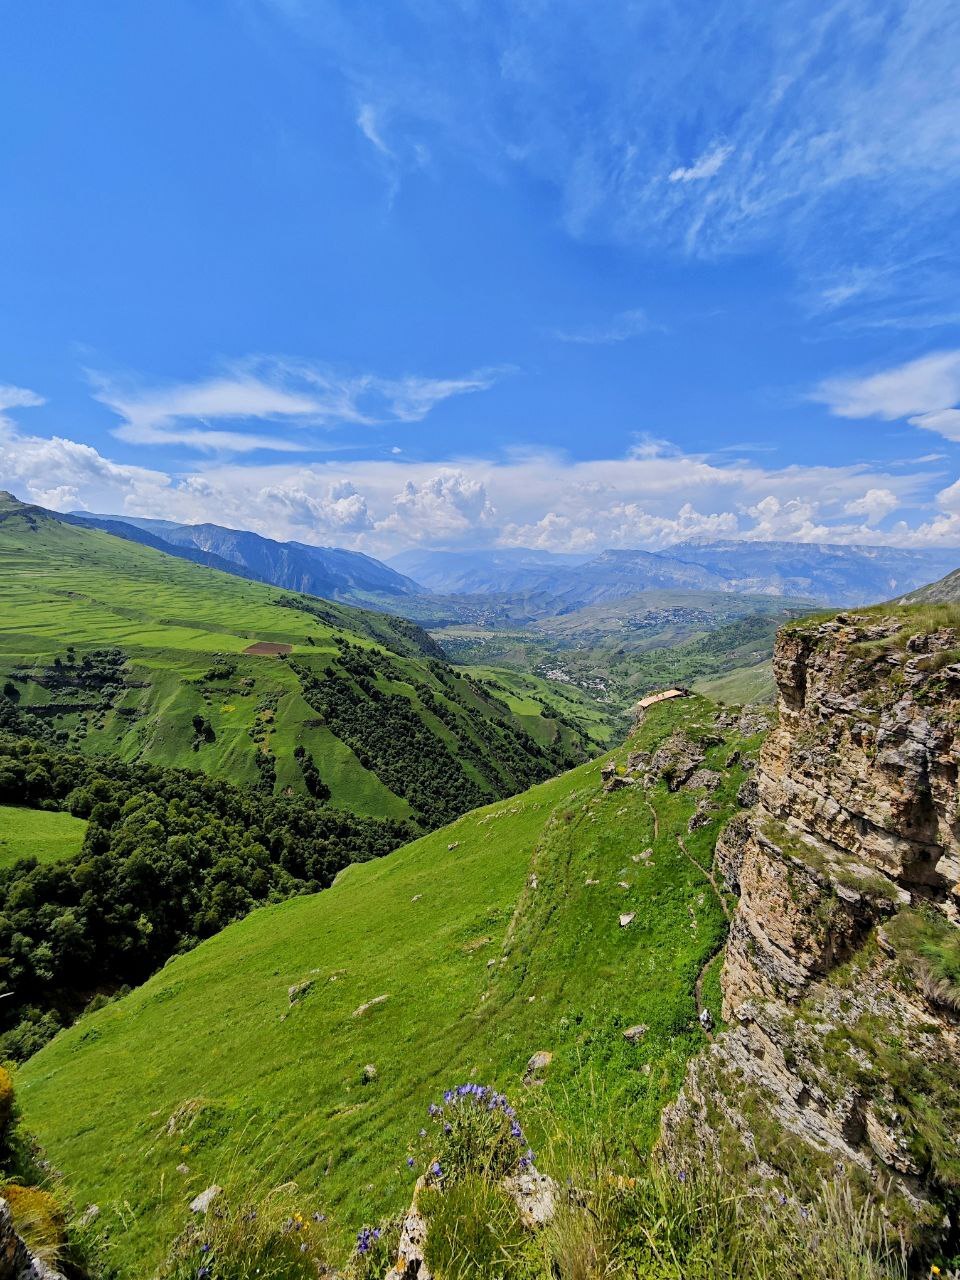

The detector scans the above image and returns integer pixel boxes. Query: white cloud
[844,487,899,523]
[90,359,503,453]
[813,350,960,421]
[0,385,953,551]
[668,143,733,183]
[0,384,45,412]
[378,469,496,543]
[554,309,655,345]
[357,102,392,155]
[502,501,738,552]
[260,0,960,320]
[909,409,960,442]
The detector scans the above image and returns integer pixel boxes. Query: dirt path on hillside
[644,796,729,1042]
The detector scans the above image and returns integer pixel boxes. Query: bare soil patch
[244,641,293,655]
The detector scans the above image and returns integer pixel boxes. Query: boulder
[503,1169,557,1228]
[524,1051,553,1085]
[189,1185,221,1214]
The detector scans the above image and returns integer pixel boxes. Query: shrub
[420,1175,537,1280]
[155,1187,335,1280]
[0,1066,13,1135]
[411,1085,532,1187]
[1,1184,67,1267]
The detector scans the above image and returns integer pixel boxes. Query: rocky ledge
[661,608,960,1244]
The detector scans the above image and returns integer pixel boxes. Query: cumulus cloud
[844,488,900,523]
[90,358,503,453]
[379,469,496,543]
[259,481,374,533]
[501,502,738,552]
[0,388,952,551]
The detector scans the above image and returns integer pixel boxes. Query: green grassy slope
[18,695,765,1275]
[0,495,598,825]
[0,804,87,867]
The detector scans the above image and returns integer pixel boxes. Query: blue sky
[2,0,960,553]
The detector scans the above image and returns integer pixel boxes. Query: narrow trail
[644,795,730,1042]
[677,834,731,924]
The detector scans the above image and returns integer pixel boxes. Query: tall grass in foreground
[143,1079,928,1279]
[526,1086,911,1280]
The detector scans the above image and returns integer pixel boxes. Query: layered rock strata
[662,610,960,1239]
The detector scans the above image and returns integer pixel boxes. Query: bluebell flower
[407,1156,415,1168]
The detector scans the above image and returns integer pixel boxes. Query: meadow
[18,695,762,1276]
[0,804,87,867]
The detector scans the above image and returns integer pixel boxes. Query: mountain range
[67,510,421,603]
[55,506,960,612]
[390,540,960,609]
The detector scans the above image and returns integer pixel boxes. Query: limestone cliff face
[662,610,960,1240]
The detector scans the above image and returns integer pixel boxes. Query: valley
[0,491,958,1278]
[0,495,599,824]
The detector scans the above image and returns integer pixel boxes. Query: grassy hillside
[0,804,87,867]
[0,495,600,826]
[896,564,960,604]
[18,695,766,1276]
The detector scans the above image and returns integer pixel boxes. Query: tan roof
[635,688,689,710]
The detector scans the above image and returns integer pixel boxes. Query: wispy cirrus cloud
[258,0,960,319]
[553,309,655,345]
[90,358,505,454]
[0,384,45,412]
[668,142,733,184]
[356,102,392,156]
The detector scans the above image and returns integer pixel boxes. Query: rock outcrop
[0,1198,64,1280]
[662,610,960,1242]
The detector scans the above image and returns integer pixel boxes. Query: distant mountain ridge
[389,540,960,608]
[67,510,422,603]
[50,503,960,610]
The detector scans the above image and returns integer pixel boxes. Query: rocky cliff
[662,607,960,1244]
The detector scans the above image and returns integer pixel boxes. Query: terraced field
[0,495,602,824]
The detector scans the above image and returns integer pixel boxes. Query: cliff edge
[662,606,960,1243]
